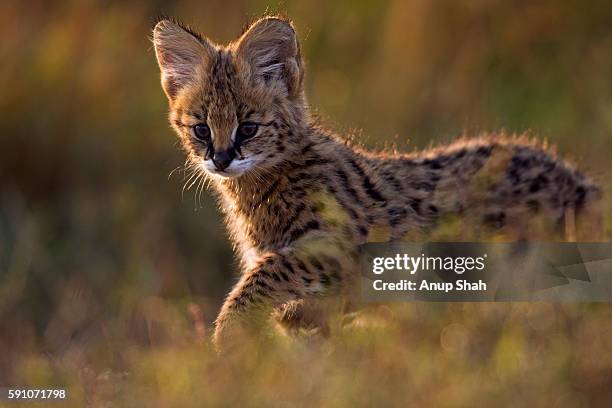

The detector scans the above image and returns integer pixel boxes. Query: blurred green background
[1,0,612,406]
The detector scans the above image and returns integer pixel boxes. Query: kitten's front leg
[213,249,348,349]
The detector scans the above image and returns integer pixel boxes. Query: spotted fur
[153,16,602,348]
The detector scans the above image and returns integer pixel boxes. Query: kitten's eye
[237,122,258,140]
[193,124,211,142]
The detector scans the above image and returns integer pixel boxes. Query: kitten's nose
[212,150,234,171]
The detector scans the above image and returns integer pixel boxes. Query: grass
[4,302,612,407]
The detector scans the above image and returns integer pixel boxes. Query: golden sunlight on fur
[153,16,602,349]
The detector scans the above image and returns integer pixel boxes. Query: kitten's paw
[273,300,330,338]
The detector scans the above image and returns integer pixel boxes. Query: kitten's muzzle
[212,149,235,171]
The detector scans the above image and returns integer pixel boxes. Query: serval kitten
[153,17,602,348]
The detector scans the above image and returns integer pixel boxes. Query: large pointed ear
[153,19,214,101]
[235,17,304,99]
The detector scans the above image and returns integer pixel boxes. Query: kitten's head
[153,17,306,178]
